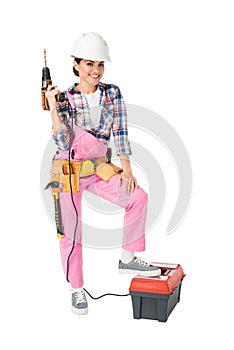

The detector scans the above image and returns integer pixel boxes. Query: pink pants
[54,126,148,288]
[59,174,147,288]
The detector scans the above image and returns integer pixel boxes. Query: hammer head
[45,181,63,190]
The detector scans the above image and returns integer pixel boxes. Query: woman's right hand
[45,85,60,109]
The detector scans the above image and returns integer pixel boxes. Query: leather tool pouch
[51,160,80,193]
[96,162,123,181]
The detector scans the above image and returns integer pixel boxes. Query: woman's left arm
[119,154,138,194]
[112,86,137,193]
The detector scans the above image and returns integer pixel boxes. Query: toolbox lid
[129,263,185,295]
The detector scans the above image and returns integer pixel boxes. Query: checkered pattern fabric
[53,82,131,155]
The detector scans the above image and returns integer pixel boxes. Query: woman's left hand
[118,172,138,194]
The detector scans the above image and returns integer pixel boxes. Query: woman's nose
[92,67,100,74]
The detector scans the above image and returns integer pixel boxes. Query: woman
[46,32,160,315]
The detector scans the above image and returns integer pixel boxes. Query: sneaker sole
[119,268,161,277]
[71,306,88,315]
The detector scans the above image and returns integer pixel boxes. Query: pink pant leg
[59,191,83,288]
[122,188,148,251]
[87,175,148,252]
[60,237,83,288]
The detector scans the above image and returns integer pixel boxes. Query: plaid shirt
[53,82,132,155]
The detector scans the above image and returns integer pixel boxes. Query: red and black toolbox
[129,263,185,322]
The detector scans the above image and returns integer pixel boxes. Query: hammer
[45,181,64,239]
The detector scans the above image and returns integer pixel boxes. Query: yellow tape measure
[81,160,95,175]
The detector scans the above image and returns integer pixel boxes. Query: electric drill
[41,49,53,110]
[41,49,65,110]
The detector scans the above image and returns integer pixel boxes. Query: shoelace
[72,289,87,305]
[135,256,151,267]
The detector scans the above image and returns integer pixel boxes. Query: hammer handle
[53,193,64,238]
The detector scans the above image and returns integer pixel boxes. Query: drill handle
[41,85,52,110]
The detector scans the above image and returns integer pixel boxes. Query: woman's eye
[87,62,93,66]
[99,63,104,67]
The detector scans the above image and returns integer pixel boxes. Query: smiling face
[73,59,105,90]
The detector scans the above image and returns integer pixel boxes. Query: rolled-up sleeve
[112,87,132,155]
[52,99,73,151]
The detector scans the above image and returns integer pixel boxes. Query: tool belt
[51,157,122,193]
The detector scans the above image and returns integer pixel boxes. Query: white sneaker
[71,288,88,315]
[119,256,161,277]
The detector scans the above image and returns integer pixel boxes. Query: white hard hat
[71,32,111,62]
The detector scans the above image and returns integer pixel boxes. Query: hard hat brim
[71,54,111,62]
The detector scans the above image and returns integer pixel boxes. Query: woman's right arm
[46,86,72,151]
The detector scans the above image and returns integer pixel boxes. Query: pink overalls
[54,124,148,288]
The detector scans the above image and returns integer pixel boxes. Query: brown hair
[73,58,82,77]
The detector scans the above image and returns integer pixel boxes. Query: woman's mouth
[90,74,99,79]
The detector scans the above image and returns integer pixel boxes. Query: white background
[1,0,234,349]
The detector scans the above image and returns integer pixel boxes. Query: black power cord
[83,288,130,300]
[64,92,130,299]
[66,112,78,282]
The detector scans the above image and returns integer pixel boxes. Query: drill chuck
[42,66,52,87]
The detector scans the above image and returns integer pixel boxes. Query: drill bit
[44,48,47,67]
